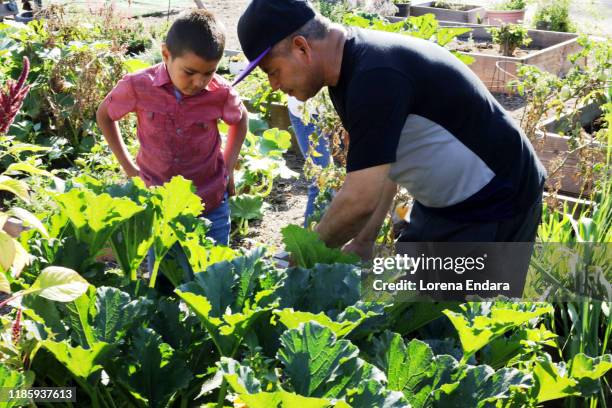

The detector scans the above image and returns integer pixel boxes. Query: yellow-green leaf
[9,207,49,238]
[0,231,16,271]
[0,176,29,203]
[25,266,90,302]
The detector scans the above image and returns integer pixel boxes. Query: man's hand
[342,238,374,261]
[315,164,391,248]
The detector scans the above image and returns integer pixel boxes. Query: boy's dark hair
[166,9,226,61]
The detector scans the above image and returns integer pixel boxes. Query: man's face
[162,45,219,96]
[259,39,323,102]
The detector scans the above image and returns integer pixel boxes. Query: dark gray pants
[396,193,543,299]
[398,194,543,243]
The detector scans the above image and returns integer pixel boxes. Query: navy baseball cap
[233,0,316,86]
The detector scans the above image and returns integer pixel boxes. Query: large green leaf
[0,175,30,203]
[569,353,612,380]
[24,266,90,302]
[532,357,579,402]
[175,249,273,355]
[108,178,155,280]
[276,322,407,405]
[0,231,16,272]
[435,365,533,407]
[61,286,96,348]
[229,194,265,221]
[0,364,35,408]
[274,309,368,339]
[282,225,359,268]
[568,353,612,397]
[116,327,192,408]
[369,332,435,408]
[443,302,553,361]
[238,390,335,408]
[219,358,340,408]
[41,340,113,380]
[56,188,143,259]
[277,322,359,397]
[275,264,360,314]
[149,176,203,287]
[93,286,131,343]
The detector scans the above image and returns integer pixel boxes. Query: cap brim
[231,46,271,87]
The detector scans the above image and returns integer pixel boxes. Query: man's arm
[315,164,390,248]
[96,99,140,178]
[223,105,249,196]
[343,180,397,260]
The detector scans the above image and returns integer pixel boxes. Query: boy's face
[162,44,219,96]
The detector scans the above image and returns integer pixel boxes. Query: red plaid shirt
[105,63,244,212]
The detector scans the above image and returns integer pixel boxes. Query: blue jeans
[289,111,332,226]
[147,192,230,278]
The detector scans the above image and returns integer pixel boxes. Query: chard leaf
[56,188,143,261]
[149,176,203,287]
[108,178,155,280]
[61,286,96,348]
[282,225,359,268]
[116,327,192,408]
[93,286,132,343]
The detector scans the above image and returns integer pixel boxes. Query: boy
[97,9,248,247]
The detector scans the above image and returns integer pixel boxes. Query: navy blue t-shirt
[328,27,546,222]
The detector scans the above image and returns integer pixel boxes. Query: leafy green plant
[533,0,575,32]
[488,23,532,56]
[490,0,527,10]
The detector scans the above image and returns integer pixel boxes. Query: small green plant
[533,0,575,32]
[489,23,532,56]
[491,0,527,10]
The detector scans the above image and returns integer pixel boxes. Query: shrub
[489,23,532,56]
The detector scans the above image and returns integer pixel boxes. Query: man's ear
[292,36,312,61]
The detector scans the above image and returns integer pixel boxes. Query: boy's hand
[226,173,236,196]
[125,162,141,178]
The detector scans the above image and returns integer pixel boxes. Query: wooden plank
[543,191,593,217]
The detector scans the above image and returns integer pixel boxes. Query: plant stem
[216,379,228,408]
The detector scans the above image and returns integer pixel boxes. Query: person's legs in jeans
[203,192,231,246]
[289,111,332,226]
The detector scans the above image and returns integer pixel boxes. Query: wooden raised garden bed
[534,102,605,198]
[410,1,486,24]
[442,23,582,93]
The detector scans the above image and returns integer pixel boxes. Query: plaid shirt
[105,63,244,212]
